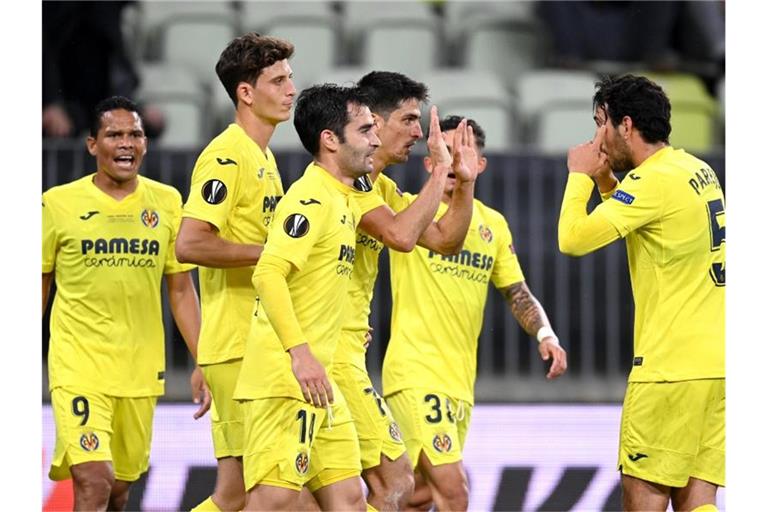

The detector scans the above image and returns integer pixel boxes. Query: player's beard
[608,138,634,174]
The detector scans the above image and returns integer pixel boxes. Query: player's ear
[371,112,384,130]
[86,136,98,156]
[236,81,254,107]
[477,155,488,175]
[320,128,339,152]
[423,155,433,173]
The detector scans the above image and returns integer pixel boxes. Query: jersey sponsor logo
[81,238,161,268]
[432,433,452,453]
[429,250,494,271]
[202,180,227,205]
[336,244,356,278]
[628,453,648,462]
[389,422,403,442]
[611,190,635,205]
[140,209,160,228]
[263,195,282,213]
[628,172,641,180]
[295,451,309,475]
[357,232,383,253]
[257,167,264,178]
[284,213,310,238]
[215,157,237,166]
[338,244,355,263]
[478,224,494,243]
[353,175,373,192]
[299,198,321,206]
[79,433,99,451]
[82,238,160,256]
[79,210,100,220]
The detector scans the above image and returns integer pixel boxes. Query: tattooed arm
[499,281,568,379]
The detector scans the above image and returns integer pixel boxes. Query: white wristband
[536,326,558,344]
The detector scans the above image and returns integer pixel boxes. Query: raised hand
[567,124,610,177]
[451,118,479,183]
[426,105,451,178]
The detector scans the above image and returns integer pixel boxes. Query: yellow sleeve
[558,173,622,256]
[262,190,326,271]
[595,169,663,238]
[182,148,242,230]
[352,187,387,216]
[42,194,57,273]
[252,253,306,351]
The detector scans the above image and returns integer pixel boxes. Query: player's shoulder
[473,198,506,224]
[139,176,183,203]
[195,125,248,165]
[42,175,92,204]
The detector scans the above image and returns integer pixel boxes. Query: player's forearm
[425,178,475,254]
[252,255,306,351]
[385,167,448,251]
[558,173,619,256]
[176,229,263,268]
[501,281,550,337]
[42,272,53,315]
[166,272,202,361]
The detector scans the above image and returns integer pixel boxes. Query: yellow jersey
[584,147,725,382]
[383,197,525,404]
[234,163,363,400]
[42,174,193,397]
[182,123,284,364]
[335,173,405,369]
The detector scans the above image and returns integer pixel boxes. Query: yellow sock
[366,503,379,512]
[691,505,718,512]
[190,496,223,512]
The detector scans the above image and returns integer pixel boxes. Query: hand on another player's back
[289,343,334,407]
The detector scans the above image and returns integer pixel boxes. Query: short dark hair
[438,115,486,151]
[593,74,671,144]
[356,71,428,118]
[90,96,142,137]
[216,32,295,106]
[293,84,368,157]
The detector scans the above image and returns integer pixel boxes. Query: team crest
[295,451,309,475]
[432,433,452,453]
[389,422,403,442]
[478,224,493,243]
[140,209,160,228]
[80,432,100,451]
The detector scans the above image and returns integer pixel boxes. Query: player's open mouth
[114,155,135,167]
[448,173,456,179]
